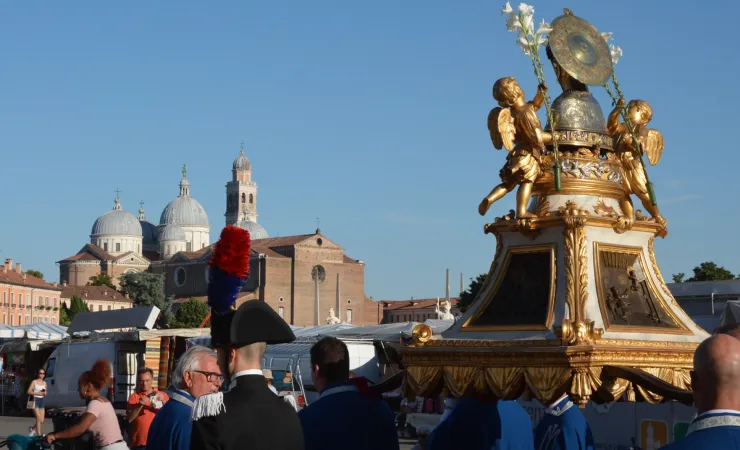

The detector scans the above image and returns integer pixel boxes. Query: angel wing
[487,107,515,151]
[643,128,664,166]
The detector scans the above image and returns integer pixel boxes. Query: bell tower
[225,142,259,226]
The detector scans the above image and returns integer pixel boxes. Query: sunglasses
[38,372,45,375]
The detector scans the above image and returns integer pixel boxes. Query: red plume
[209,226,251,279]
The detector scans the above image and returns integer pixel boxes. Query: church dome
[91,198,143,237]
[160,166,209,227]
[138,206,158,246]
[159,223,186,241]
[233,148,251,170]
[160,197,209,227]
[237,217,269,240]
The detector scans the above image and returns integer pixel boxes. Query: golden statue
[479,77,552,218]
[607,98,666,227]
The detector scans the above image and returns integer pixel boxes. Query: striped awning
[20,323,68,340]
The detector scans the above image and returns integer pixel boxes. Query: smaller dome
[237,218,269,240]
[91,198,143,237]
[140,220,158,245]
[233,149,251,170]
[159,223,186,242]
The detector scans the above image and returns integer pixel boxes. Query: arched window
[241,193,246,203]
[249,193,254,204]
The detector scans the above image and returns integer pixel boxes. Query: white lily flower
[520,13,534,34]
[609,44,622,64]
[506,13,521,31]
[518,33,532,56]
[601,32,613,42]
[517,3,535,18]
[535,19,552,36]
[501,2,514,15]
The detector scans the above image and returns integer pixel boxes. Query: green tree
[458,273,488,313]
[170,297,209,328]
[687,262,735,282]
[88,273,115,289]
[671,273,685,283]
[25,269,44,280]
[118,272,173,327]
[60,296,91,325]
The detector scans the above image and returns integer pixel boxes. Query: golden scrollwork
[648,237,678,305]
[593,197,618,218]
[558,318,603,346]
[402,361,692,406]
[559,201,589,325]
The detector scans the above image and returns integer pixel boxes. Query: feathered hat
[207,226,252,348]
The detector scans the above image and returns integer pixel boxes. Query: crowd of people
[39,302,740,450]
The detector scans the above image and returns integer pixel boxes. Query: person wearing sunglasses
[26,368,47,436]
[146,346,222,450]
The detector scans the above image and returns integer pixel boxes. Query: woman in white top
[26,368,47,436]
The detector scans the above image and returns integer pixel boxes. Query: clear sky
[1,1,738,300]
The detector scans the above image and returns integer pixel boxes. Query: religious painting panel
[463,245,555,331]
[593,243,688,333]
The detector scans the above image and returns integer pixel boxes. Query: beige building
[0,258,62,325]
[58,145,378,326]
[61,285,133,312]
[381,298,460,323]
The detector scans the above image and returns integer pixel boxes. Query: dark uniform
[189,370,304,450]
[189,227,303,450]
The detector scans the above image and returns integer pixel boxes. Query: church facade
[58,145,375,326]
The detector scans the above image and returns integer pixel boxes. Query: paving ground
[0,416,53,440]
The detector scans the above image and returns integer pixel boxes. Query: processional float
[401,5,708,407]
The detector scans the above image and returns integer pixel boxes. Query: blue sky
[1,1,737,300]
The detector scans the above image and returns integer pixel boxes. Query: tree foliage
[60,296,91,325]
[25,269,44,280]
[687,262,735,282]
[88,273,115,289]
[458,273,488,313]
[118,272,173,327]
[170,298,209,329]
[671,273,685,283]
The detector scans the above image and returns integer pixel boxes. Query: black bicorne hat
[229,300,296,348]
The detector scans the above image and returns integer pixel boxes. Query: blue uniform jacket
[147,389,195,450]
[428,398,534,450]
[661,410,740,450]
[298,380,400,450]
[534,396,594,450]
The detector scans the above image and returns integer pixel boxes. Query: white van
[43,340,145,409]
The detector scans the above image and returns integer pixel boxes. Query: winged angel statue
[607,98,666,227]
[479,77,552,219]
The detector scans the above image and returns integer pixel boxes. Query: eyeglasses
[193,370,223,384]
[38,372,45,376]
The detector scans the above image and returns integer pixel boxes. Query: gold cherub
[479,77,551,218]
[607,98,666,227]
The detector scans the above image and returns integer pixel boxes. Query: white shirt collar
[229,369,264,390]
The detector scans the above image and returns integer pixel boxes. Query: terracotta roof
[61,285,132,303]
[0,267,62,291]
[381,298,460,311]
[112,252,150,264]
[58,244,114,263]
[252,234,315,248]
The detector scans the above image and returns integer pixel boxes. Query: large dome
[159,223,186,241]
[233,149,251,170]
[91,199,142,237]
[237,218,269,240]
[160,197,209,227]
[160,168,209,227]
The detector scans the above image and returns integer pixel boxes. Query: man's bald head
[692,334,740,413]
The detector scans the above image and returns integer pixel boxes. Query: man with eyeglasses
[146,346,222,450]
